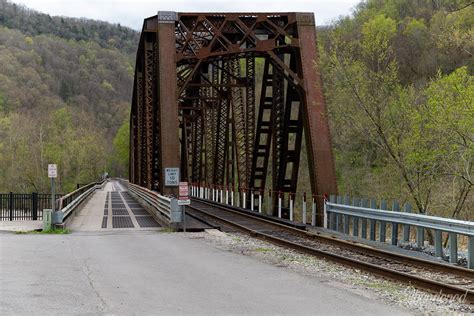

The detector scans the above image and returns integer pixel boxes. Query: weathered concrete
[68,189,108,231]
[0,231,408,315]
[0,220,42,233]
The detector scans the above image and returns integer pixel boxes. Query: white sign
[48,164,57,178]
[178,199,191,205]
[164,168,180,186]
[178,182,190,205]
[179,182,189,198]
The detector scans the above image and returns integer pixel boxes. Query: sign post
[48,164,57,213]
[178,182,190,232]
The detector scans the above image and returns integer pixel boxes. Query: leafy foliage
[0,1,138,192]
[320,0,473,219]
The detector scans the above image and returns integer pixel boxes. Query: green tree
[112,119,129,177]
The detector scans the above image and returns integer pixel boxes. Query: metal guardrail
[57,179,107,223]
[121,181,174,224]
[326,202,474,236]
[325,198,474,269]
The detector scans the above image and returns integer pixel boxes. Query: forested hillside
[0,0,472,220]
[319,0,473,219]
[0,0,138,193]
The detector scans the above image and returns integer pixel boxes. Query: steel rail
[187,199,474,303]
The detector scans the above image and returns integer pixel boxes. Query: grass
[160,227,176,233]
[15,228,70,234]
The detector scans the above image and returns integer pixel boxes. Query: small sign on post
[48,164,57,216]
[165,168,180,186]
[48,164,57,178]
[178,182,190,205]
[178,181,190,233]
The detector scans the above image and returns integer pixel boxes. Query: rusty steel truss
[130,12,338,224]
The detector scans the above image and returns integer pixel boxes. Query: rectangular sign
[177,199,191,205]
[164,168,179,186]
[178,181,190,205]
[179,182,189,199]
[48,164,57,178]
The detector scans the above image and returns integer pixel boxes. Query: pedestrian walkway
[0,220,42,233]
[69,180,161,231]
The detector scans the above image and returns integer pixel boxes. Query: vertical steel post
[391,201,399,246]
[343,196,350,234]
[360,198,368,239]
[402,203,411,242]
[278,192,282,218]
[9,192,13,221]
[157,12,179,196]
[32,192,38,220]
[336,196,342,231]
[434,230,443,258]
[352,198,359,237]
[302,193,307,225]
[416,226,424,248]
[296,13,338,226]
[51,178,55,213]
[369,199,377,241]
[289,193,294,222]
[251,190,254,211]
[449,233,457,264]
[379,200,387,243]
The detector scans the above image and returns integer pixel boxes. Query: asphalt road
[0,230,408,315]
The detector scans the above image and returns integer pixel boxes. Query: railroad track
[187,198,474,304]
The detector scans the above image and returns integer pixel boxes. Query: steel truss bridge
[129,11,337,224]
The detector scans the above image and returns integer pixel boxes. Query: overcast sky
[14,0,361,30]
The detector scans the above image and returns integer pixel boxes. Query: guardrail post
[258,191,262,213]
[289,193,294,222]
[360,198,368,238]
[379,200,387,243]
[311,195,316,226]
[449,233,457,264]
[343,196,350,234]
[32,192,38,220]
[225,187,229,205]
[434,230,443,258]
[391,201,399,246]
[9,192,13,221]
[278,191,282,218]
[402,203,411,242]
[267,190,272,215]
[468,236,474,269]
[416,226,424,248]
[243,189,246,209]
[369,199,377,241]
[251,190,254,211]
[336,196,342,232]
[220,187,223,203]
[231,187,235,206]
[328,195,336,229]
[303,193,308,225]
[352,198,359,237]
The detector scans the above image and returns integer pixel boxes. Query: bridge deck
[69,181,161,231]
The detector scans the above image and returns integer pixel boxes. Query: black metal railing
[0,193,63,221]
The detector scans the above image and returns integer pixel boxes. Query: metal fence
[0,193,63,221]
[325,195,474,269]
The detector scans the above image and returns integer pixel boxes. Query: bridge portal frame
[130,11,337,225]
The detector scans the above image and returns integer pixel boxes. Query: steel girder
[130,12,338,225]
